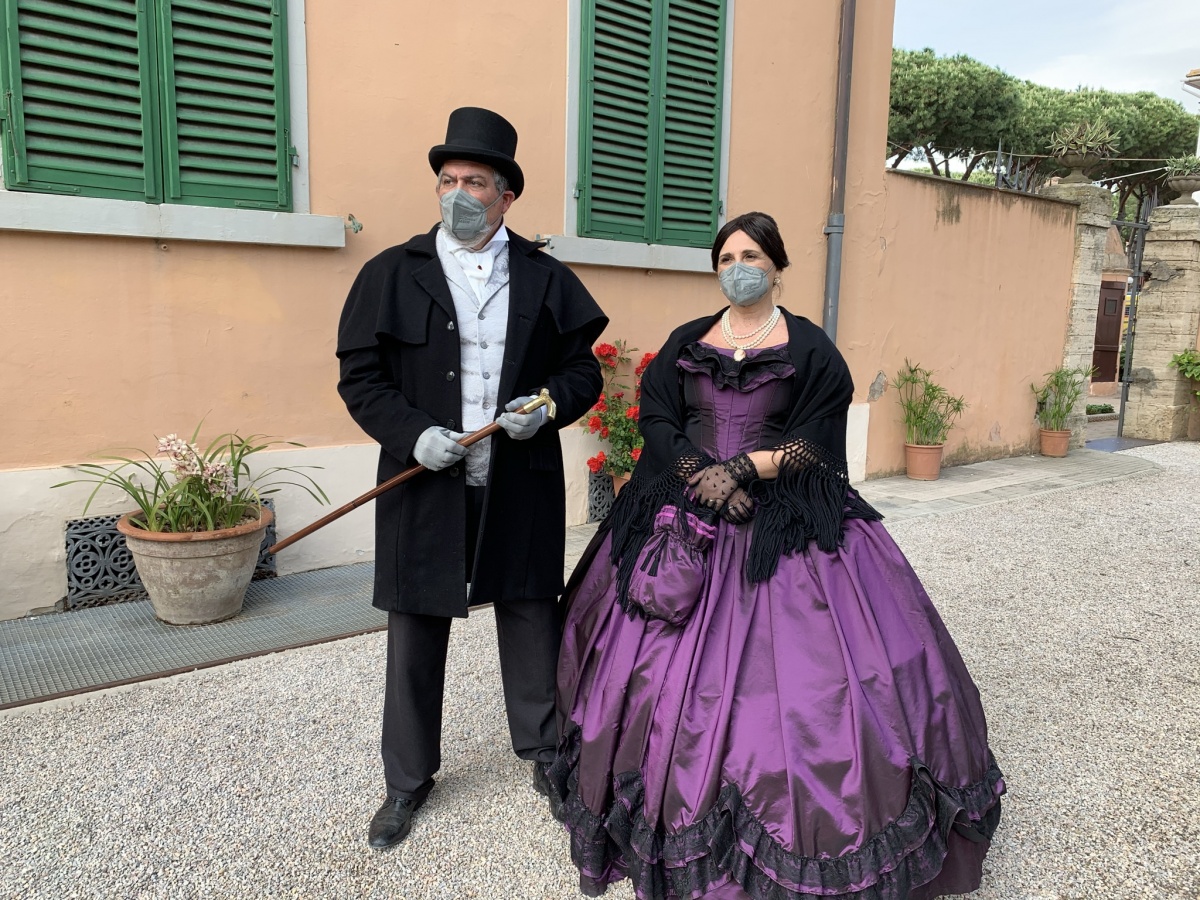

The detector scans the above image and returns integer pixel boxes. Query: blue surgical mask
[719,262,773,306]
[440,188,503,244]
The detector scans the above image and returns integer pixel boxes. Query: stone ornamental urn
[1057,152,1101,184]
[1166,175,1200,206]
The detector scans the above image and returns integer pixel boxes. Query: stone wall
[1041,183,1114,445]
[1123,206,1200,441]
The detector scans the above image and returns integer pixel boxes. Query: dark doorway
[1092,281,1126,381]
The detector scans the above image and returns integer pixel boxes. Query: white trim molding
[0,191,345,247]
[847,402,869,484]
[0,0,344,249]
[536,233,713,272]
[546,0,734,273]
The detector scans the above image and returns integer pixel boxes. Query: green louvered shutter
[156,0,290,210]
[579,0,725,248]
[0,0,162,201]
[578,0,654,241]
[656,0,724,247]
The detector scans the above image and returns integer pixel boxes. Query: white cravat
[446,225,509,304]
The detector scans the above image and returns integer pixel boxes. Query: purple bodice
[676,342,794,459]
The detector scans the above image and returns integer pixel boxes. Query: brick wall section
[1041,183,1113,446]
[1124,206,1200,441]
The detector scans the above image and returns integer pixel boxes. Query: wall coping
[885,168,1081,210]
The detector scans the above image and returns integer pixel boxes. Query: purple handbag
[627,505,718,626]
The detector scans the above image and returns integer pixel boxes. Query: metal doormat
[62,500,277,611]
[587,470,616,523]
[1,563,381,709]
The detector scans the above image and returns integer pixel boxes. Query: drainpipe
[822,0,857,343]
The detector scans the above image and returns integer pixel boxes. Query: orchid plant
[54,424,329,533]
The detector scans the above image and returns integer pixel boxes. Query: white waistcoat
[435,228,511,486]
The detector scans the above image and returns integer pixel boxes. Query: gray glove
[497,396,546,441]
[413,426,468,471]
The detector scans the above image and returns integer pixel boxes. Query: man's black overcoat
[336,226,607,616]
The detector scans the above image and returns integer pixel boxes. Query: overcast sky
[892,0,1200,110]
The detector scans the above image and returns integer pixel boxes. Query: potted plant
[1030,366,1094,457]
[54,426,328,625]
[1048,121,1119,184]
[892,359,967,481]
[586,340,655,495]
[1164,156,1200,206]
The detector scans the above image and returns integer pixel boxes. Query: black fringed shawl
[597,307,880,601]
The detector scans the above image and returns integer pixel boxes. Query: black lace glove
[722,487,756,524]
[722,452,757,488]
[688,453,758,511]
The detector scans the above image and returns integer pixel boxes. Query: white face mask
[439,188,503,243]
[719,262,774,306]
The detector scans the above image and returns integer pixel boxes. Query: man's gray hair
[436,165,509,195]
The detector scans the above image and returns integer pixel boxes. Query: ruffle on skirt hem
[547,726,1004,900]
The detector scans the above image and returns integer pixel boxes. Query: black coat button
[446,371,455,381]
[448,466,460,477]
[445,419,456,429]
[447,322,455,331]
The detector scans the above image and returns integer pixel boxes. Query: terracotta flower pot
[116,508,272,625]
[1038,428,1071,458]
[904,443,944,481]
[612,473,632,496]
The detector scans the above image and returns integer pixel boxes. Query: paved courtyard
[1,443,1197,899]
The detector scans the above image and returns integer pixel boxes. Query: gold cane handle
[515,387,557,421]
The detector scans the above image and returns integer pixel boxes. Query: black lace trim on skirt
[546,725,1003,900]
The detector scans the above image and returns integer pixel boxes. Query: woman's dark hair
[710,211,790,272]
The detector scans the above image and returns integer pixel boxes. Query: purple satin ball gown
[551,344,1003,900]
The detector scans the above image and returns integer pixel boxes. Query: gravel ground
[1,443,1197,900]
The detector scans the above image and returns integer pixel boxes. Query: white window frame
[0,0,344,248]
[539,0,734,273]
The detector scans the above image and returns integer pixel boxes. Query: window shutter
[578,0,655,242]
[155,0,290,210]
[0,0,162,201]
[656,0,725,247]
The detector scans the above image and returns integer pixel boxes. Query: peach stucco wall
[1,2,565,468]
[0,0,1079,480]
[0,0,897,469]
[841,171,1079,476]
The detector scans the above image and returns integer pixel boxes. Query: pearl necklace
[721,306,780,361]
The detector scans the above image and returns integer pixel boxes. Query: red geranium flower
[631,447,642,462]
[587,451,607,474]
[588,415,602,433]
[634,352,656,376]
[600,427,609,439]
[625,405,639,420]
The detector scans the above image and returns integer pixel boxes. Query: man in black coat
[336,107,607,849]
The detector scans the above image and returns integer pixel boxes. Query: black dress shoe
[533,761,564,820]
[368,794,426,849]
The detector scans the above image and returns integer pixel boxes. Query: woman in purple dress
[546,212,1004,900]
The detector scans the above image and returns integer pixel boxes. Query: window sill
[537,234,712,273]
[0,190,346,248]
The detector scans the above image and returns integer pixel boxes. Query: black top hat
[428,107,524,199]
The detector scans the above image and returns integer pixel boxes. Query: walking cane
[265,389,557,556]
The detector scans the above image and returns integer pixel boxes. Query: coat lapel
[408,227,458,322]
[498,231,550,404]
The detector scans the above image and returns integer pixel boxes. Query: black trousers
[380,486,562,800]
